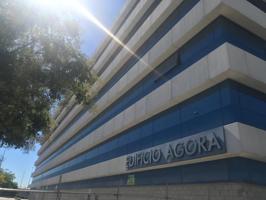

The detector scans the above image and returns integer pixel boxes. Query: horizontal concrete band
[32,43,266,177]
[37,0,184,156]
[53,96,75,127]
[31,122,266,188]
[36,0,266,167]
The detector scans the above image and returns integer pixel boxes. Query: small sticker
[127,174,135,186]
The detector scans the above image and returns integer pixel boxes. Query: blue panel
[214,17,266,59]
[181,160,228,183]
[180,89,221,122]
[249,161,266,185]
[181,109,223,137]
[239,90,266,116]
[153,109,180,133]
[240,110,266,131]
[228,158,251,182]
[220,82,240,107]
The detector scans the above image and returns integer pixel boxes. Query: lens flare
[69,1,151,68]
[32,0,162,76]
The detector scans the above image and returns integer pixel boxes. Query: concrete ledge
[38,96,77,155]
[37,104,83,158]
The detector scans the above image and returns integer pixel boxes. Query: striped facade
[31,0,266,199]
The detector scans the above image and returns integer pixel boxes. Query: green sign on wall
[127,174,135,186]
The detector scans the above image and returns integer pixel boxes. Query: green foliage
[0,0,96,149]
[0,169,18,189]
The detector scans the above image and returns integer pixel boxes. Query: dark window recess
[154,52,180,83]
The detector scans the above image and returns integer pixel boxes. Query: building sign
[126,127,226,170]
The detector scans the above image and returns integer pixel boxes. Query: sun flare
[30,0,160,77]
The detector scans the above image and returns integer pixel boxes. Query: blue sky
[1,0,125,188]
[80,0,126,56]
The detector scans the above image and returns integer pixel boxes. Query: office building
[30,0,266,199]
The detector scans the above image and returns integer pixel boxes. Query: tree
[0,169,18,189]
[0,0,96,149]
